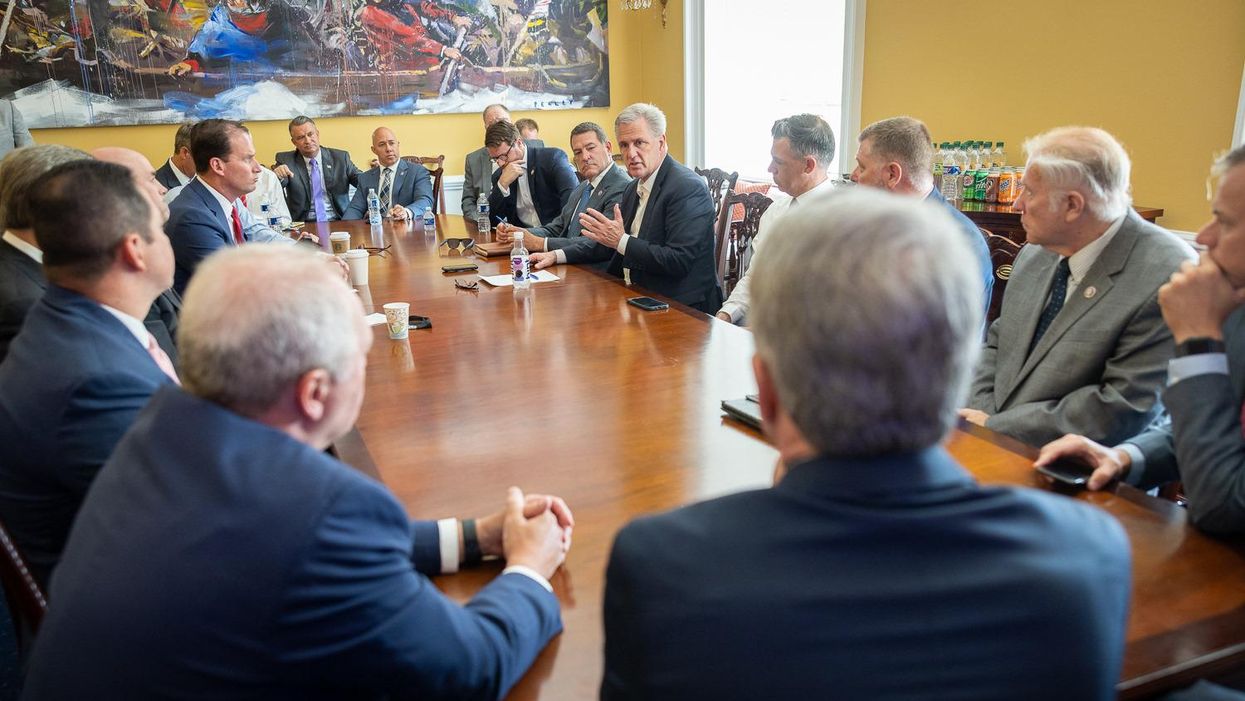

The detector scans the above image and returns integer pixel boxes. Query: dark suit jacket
[342,160,434,220]
[968,211,1195,446]
[561,155,721,314]
[24,387,562,700]
[1128,306,1245,534]
[487,145,577,228]
[602,448,1131,700]
[154,159,185,191]
[462,138,544,215]
[274,147,361,221]
[531,163,631,251]
[0,285,173,588]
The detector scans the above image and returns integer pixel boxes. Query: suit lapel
[1226,306,1245,402]
[191,180,231,236]
[994,251,1058,404]
[632,155,671,241]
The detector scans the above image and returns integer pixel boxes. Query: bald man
[342,127,433,221]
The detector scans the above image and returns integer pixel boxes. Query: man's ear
[115,233,146,272]
[1063,189,1087,223]
[293,368,332,423]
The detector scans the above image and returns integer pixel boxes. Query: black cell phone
[408,315,432,330]
[627,296,669,311]
[442,263,478,273]
[1036,460,1094,487]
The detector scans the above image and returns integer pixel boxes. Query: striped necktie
[379,168,393,211]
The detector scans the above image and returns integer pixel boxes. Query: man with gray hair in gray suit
[1036,144,1245,539]
[961,125,1194,447]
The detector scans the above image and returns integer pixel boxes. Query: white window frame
[1235,60,1245,148]
[683,0,866,177]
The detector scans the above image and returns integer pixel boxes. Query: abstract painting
[0,0,609,127]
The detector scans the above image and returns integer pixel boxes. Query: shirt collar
[199,180,239,224]
[302,151,323,166]
[789,176,835,206]
[588,163,616,189]
[99,303,149,347]
[2,231,41,263]
[638,161,662,196]
[1066,214,1126,285]
[166,158,192,186]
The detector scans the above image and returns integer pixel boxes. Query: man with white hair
[601,189,1130,699]
[532,103,721,314]
[24,245,574,699]
[960,126,1194,447]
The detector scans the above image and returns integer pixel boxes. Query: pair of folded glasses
[438,238,475,252]
[355,244,391,257]
[453,279,479,291]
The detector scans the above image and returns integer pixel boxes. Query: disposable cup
[383,302,410,340]
[344,249,369,285]
[329,231,351,256]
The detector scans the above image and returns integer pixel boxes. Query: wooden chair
[981,227,1024,325]
[0,518,46,653]
[402,155,446,214]
[715,191,773,297]
[695,167,738,225]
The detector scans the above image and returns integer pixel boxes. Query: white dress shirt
[2,230,41,262]
[99,303,150,348]
[434,518,552,591]
[199,181,291,246]
[1062,214,1126,302]
[497,161,543,228]
[245,166,293,225]
[166,158,192,187]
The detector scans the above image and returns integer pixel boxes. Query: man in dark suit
[532,103,721,314]
[342,126,433,221]
[167,119,296,295]
[496,121,631,253]
[273,115,361,222]
[1037,145,1245,536]
[461,104,545,217]
[0,144,91,362]
[485,120,577,228]
[961,126,1194,447]
[23,245,573,700]
[601,188,1131,700]
[0,161,178,589]
[155,122,195,192]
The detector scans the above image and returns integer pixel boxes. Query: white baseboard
[443,175,465,215]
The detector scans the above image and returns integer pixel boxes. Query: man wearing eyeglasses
[485,120,577,229]
[461,104,544,217]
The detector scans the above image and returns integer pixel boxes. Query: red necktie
[231,204,244,245]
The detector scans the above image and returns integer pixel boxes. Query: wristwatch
[1175,337,1226,357]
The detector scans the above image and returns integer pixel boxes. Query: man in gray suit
[496,122,628,252]
[461,104,543,217]
[961,126,1194,447]
[1036,144,1245,536]
[0,100,33,161]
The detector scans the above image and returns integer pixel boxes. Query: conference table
[312,216,1245,700]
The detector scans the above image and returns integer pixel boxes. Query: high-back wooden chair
[403,155,446,214]
[715,191,773,297]
[0,517,46,653]
[695,166,738,225]
[981,227,1024,325]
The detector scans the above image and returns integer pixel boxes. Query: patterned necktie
[146,333,180,385]
[1029,258,1072,355]
[310,157,328,222]
[231,203,244,244]
[568,182,594,237]
[379,168,393,212]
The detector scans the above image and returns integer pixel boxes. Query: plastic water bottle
[367,188,381,226]
[932,142,946,182]
[940,141,962,201]
[260,195,281,229]
[993,141,1007,168]
[511,231,530,290]
[476,202,491,237]
[422,207,436,233]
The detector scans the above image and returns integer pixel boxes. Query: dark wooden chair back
[981,227,1024,325]
[715,191,773,296]
[403,155,446,214]
[0,518,46,652]
[695,166,738,225]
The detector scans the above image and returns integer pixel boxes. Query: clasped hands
[473,487,574,579]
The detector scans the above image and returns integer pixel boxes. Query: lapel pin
[1084,286,1097,299]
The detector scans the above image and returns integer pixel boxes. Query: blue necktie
[379,168,393,211]
[568,182,594,237]
[310,157,328,222]
[1029,258,1071,355]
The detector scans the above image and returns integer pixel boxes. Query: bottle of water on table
[367,189,382,226]
[422,206,436,233]
[477,202,491,238]
[511,230,530,290]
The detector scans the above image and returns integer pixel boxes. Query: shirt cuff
[1117,442,1147,486]
[719,301,743,323]
[502,565,553,593]
[616,233,630,255]
[498,183,512,197]
[554,249,568,265]
[1168,353,1229,386]
[436,518,459,574]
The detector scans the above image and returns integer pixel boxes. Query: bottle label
[512,255,528,281]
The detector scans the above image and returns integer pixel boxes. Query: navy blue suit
[0,286,172,588]
[342,159,434,220]
[487,145,578,228]
[926,187,995,318]
[603,449,1131,700]
[0,239,44,363]
[154,159,184,191]
[166,179,290,295]
[24,387,562,700]
[561,155,721,314]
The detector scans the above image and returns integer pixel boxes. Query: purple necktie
[310,157,328,222]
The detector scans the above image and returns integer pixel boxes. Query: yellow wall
[861,0,1245,231]
[28,0,685,175]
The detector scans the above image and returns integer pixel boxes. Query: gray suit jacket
[460,138,544,215]
[0,100,33,161]
[530,163,631,251]
[968,211,1195,446]
[1128,306,1245,534]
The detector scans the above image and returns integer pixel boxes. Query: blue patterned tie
[1029,258,1071,355]
[568,182,594,237]
[310,157,328,222]
[379,168,393,211]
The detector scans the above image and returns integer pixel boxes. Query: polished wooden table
[313,216,1245,700]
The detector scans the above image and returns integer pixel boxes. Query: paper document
[478,271,560,287]
[364,313,388,326]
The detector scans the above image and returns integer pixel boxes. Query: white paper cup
[344,249,369,285]
[383,302,410,340]
[329,231,351,256]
